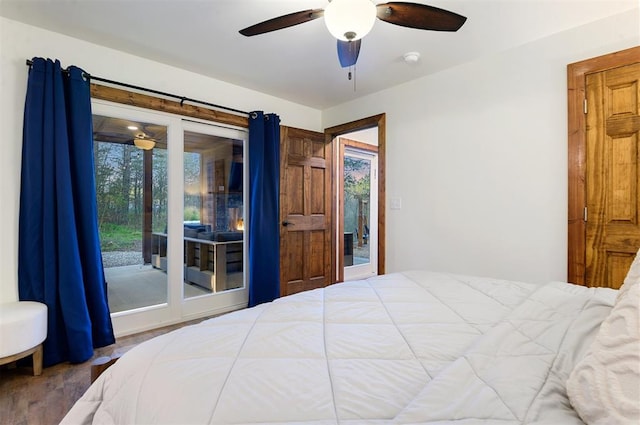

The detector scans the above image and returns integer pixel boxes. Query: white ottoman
[0,301,47,375]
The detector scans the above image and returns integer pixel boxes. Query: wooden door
[280,127,333,296]
[585,62,640,289]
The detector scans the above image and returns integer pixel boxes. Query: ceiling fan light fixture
[324,0,376,41]
[134,137,155,150]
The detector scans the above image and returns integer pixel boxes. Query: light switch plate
[390,197,402,210]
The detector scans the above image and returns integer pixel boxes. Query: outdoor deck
[105,264,241,313]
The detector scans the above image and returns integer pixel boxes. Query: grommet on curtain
[250,112,259,119]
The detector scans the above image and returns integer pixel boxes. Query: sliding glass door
[343,148,378,281]
[92,101,247,336]
[93,114,169,314]
[180,121,247,319]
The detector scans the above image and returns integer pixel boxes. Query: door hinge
[583,98,588,114]
[584,206,588,222]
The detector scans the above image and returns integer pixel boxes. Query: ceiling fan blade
[239,9,324,36]
[376,2,466,32]
[337,39,361,68]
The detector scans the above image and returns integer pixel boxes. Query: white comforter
[62,271,616,424]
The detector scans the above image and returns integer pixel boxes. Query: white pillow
[566,276,640,424]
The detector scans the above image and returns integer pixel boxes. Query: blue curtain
[248,111,281,307]
[19,58,115,367]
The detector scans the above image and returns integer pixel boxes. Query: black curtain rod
[25,59,249,116]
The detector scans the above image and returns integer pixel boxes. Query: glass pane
[344,154,371,266]
[93,115,169,313]
[183,131,244,299]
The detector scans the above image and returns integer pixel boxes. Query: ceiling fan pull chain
[346,65,357,91]
[353,65,357,92]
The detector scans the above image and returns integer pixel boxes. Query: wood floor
[0,317,213,425]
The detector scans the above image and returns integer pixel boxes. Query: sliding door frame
[340,141,379,281]
[92,99,249,337]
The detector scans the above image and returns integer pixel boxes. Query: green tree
[152,149,168,232]
[343,157,370,236]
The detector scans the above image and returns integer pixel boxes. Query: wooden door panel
[286,165,305,214]
[285,232,304,282]
[606,253,634,289]
[311,168,326,214]
[284,232,327,294]
[585,62,640,289]
[280,126,332,296]
[284,215,325,231]
[309,230,326,277]
[606,117,640,135]
[608,136,636,221]
[606,134,637,222]
[289,138,304,156]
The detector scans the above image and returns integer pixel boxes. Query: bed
[61,266,639,425]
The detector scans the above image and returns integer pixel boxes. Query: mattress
[61,271,616,424]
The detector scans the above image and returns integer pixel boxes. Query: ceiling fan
[239,0,467,68]
[132,134,156,150]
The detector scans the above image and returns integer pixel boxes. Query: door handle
[282,221,291,227]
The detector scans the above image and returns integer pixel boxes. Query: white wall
[2,10,638,303]
[323,9,640,284]
[0,17,322,303]
[343,127,378,146]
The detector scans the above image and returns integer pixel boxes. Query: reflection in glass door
[343,148,378,281]
[179,120,248,320]
[182,129,245,300]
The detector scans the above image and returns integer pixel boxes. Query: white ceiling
[1,0,636,109]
